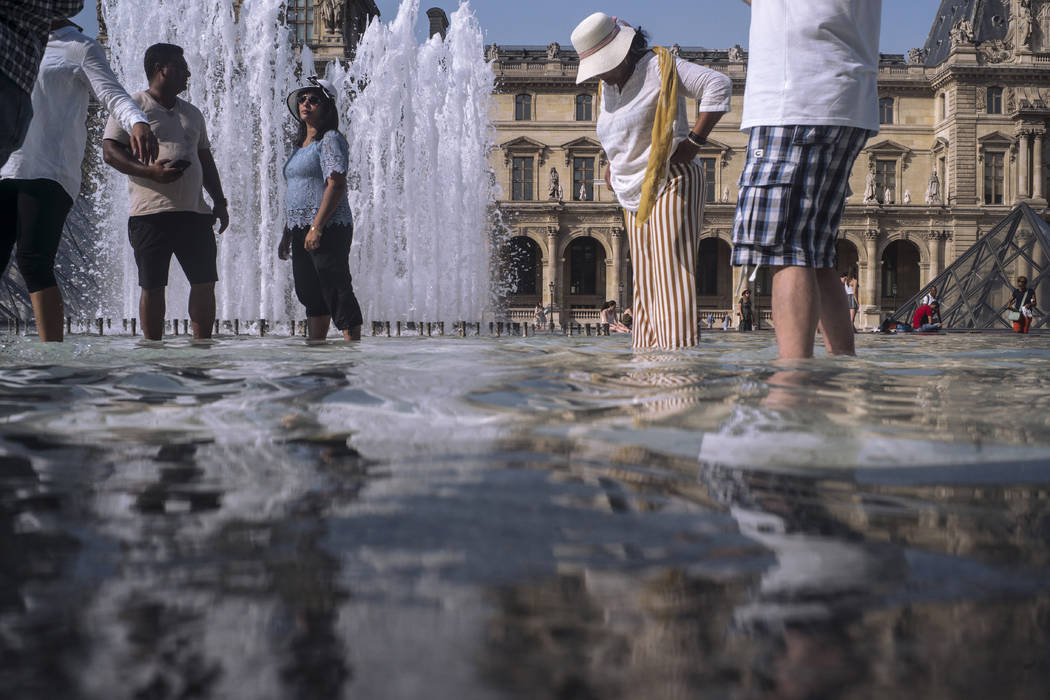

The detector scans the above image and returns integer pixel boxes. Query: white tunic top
[1,26,148,199]
[596,52,732,212]
[740,0,882,131]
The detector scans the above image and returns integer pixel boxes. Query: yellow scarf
[636,47,678,225]
[600,47,679,226]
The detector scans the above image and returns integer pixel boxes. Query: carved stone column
[1018,130,1030,198]
[545,227,558,311]
[1034,133,1045,201]
[863,229,880,324]
[610,229,623,308]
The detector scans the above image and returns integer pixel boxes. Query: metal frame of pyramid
[890,204,1050,330]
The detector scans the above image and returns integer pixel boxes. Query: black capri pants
[0,178,74,292]
[289,222,363,330]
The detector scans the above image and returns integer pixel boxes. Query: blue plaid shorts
[731,125,872,268]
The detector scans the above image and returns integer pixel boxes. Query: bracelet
[686,131,707,147]
[309,225,323,236]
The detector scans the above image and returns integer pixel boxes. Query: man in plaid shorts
[733,0,881,359]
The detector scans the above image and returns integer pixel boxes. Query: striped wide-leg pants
[622,161,704,350]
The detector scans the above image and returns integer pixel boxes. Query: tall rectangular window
[514,94,532,121]
[875,160,896,203]
[573,156,594,201]
[984,152,1004,204]
[878,97,894,125]
[700,157,716,203]
[289,0,314,44]
[512,157,534,201]
[986,87,1003,114]
[575,94,592,121]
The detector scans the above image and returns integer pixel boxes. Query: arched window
[575,94,592,121]
[568,237,603,296]
[881,240,921,308]
[514,94,532,121]
[986,86,1003,114]
[878,97,894,125]
[506,237,541,295]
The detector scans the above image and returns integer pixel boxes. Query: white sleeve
[82,38,149,132]
[675,58,732,113]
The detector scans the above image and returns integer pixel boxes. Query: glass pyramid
[891,204,1050,330]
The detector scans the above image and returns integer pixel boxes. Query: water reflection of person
[570,12,731,349]
[278,77,363,342]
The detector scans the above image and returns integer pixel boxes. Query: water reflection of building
[490,1,1050,327]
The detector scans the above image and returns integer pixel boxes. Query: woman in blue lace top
[278,77,362,341]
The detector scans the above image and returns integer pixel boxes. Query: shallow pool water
[2,331,1049,699]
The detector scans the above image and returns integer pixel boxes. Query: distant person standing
[534,301,547,327]
[738,289,754,331]
[1007,276,1036,334]
[102,43,229,341]
[1,18,157,342]
[277,77,362,341]
[570,12,731,349]
[0,0,84,168]
[921,285,938,306]
[733,0,880,358]
[842,272,859,331]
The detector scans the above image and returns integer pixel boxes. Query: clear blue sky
[73,1,934,55]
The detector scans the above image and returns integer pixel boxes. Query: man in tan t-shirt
[102,42,228,341]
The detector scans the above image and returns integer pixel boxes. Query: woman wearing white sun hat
[571,12,731,349]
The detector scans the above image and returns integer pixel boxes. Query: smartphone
[170,159,191,171]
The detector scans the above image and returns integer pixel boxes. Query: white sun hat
[571,12,636,85]
[286,76,337,122]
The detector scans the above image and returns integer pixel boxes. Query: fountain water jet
[94,0,496,327]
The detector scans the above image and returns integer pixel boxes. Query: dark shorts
[128,211,218,289]
[0,73,32,170]
[0,178,74,292]
[731,125,873,269]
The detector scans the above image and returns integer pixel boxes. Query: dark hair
[294,89,340,146]
[144,43,184,80]
[625,27,650,65]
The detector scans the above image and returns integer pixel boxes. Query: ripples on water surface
[1,332,1049,699]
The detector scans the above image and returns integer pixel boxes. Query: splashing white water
[95,0,495,325]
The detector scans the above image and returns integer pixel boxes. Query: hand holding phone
[170,159,192,172]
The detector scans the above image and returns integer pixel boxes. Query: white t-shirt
[596,52,732,212]
[1,26,148,199]
[104,91,212,217]
[741,0,882,131]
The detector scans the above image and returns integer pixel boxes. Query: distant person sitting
[102,43,229,341]
[621,307,633,330]
[1006,276,1036,334]
[600,300,631,333]
[911,301,941,331]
